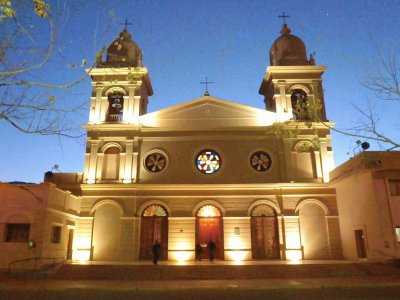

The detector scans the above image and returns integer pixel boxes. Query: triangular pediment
[140,96,279,128]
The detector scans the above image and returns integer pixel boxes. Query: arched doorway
[196,204,224,260]
[251,204,280,259]
[140,204,168,260]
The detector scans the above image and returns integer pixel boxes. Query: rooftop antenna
[51,164,59,172]
[352,140,370,156]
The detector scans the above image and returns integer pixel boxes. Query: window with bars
[5,224,30,242]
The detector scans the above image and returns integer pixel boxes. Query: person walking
[152,240,161,265]
[207,239,216,262]
[195,242,203,262]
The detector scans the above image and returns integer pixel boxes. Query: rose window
[196,150,221,174]
[145,152,167,173]
[250,151,271,172]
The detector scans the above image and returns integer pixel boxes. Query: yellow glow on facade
[73,249,91,262]
[285,232,301,249]
[72,237,92,262]
[87,178,95,184]
[226,251,247,261]
[285,250,303,261]
[171,251,192,262]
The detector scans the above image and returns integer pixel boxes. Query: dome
[102,28,143,68]
[269,24,313,66]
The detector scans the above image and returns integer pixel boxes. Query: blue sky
[1,0,399,183]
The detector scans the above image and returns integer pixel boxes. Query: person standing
[207,240,216,262]
[152,240,161,265]
[195,242,203,262]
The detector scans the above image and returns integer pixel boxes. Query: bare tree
[337,49,400,151]
[297,49,400,151]
[0,0,91,137]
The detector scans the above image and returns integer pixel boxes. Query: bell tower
[259,23,327,122]
[259,22,334,183]
[83,26,153,184]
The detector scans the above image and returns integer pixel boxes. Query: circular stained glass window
[145,152,167,173]
[250,151,271,172]
[196,150,221,174]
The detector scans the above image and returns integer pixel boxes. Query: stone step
[52,262,400,281]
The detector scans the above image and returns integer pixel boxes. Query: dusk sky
[1,0,399,183]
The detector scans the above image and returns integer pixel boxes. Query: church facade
[2,23,397,268]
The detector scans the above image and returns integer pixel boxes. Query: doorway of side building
[251,204,280,259]
[66,228,74,260]
[196,204,224,260]
[140,204,168,260]
[354,229,367,258]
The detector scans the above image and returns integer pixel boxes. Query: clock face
[196,150,221,174]
[145,152,167,173]
[250,151,271,172]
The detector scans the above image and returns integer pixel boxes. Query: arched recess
[295,199,329,215]
[105,88,126,122]
[293,141,319,180]
[91,200,124,261]
[289,85,311,121]
[296,199,330,259]
[249,203,280,259]
[139,203,169,260]
[2,211,33,223]
[101,143,123,180]
[195,201,225,260]
[104,87,127,96]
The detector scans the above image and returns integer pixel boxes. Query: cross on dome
[120,18,132,30]
[278,12,290,25]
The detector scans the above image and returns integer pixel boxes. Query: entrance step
[53,262,400,281]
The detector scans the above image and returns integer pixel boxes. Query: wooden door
[140,217,168,260]
[197,217,223,260]
[251,217,280,259]
[355,230,367,258]
[66,229,74,260]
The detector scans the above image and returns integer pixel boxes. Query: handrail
[7,256,65,274]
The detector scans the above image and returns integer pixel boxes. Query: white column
[87,141,99,184]
[123,141,133,183]
[94,87,103,123]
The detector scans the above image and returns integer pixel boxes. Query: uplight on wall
[285,249,302,261]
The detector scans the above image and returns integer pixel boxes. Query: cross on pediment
[278,12,290,25]
[200,77,214,96]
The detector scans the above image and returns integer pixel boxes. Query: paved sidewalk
[1,275,400,299]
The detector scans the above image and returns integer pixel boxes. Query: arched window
[291,89,310,120]
[197,205,222,217]
[102,147,120,180]
[107,92,124,122]
[142,204,168,217]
